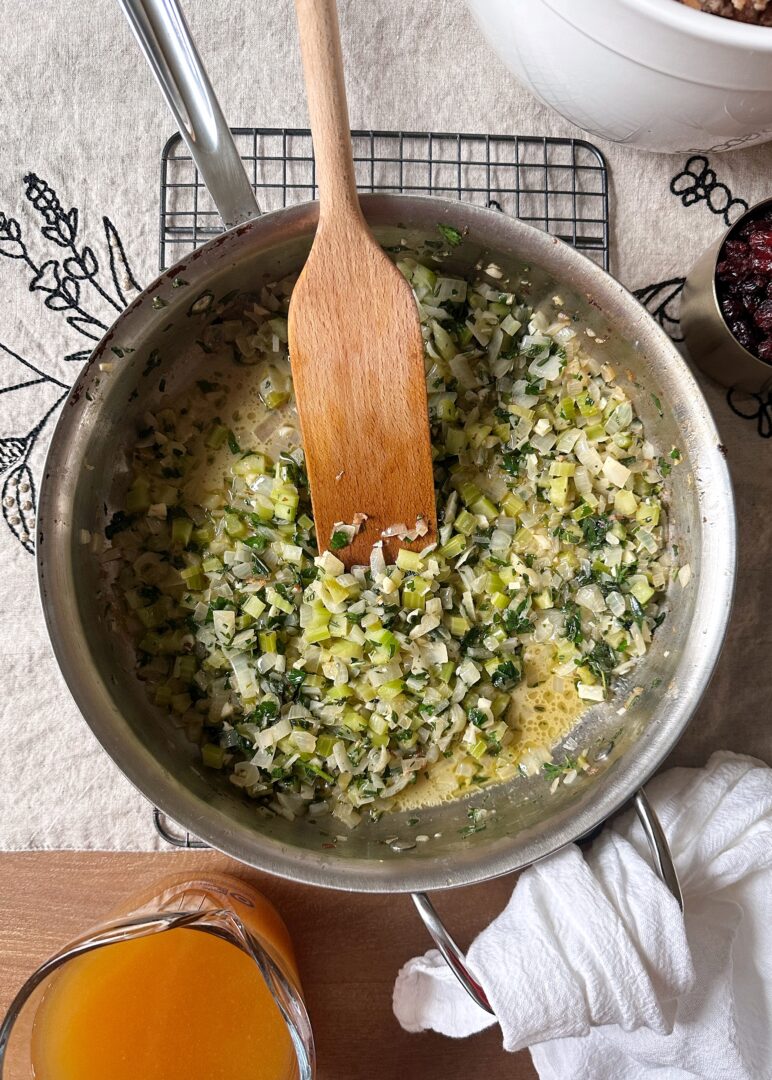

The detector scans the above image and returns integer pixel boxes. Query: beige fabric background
[0,0,768,849]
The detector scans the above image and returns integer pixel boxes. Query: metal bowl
[37,192,735,894]
[682,196,772,393]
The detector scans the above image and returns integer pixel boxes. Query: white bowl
[467,0,772,153]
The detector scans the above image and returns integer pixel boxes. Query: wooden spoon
[288,0,436,569]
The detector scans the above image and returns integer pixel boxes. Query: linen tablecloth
[1,0,769,850]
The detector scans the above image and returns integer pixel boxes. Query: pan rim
[36,194,736,892]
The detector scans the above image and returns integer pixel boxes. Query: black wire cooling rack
[152,126,610,847]
[159,128,609,272]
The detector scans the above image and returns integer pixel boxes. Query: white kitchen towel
[2,0,772,849]
[394,751,772,1080]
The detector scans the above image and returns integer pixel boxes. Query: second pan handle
[118,0,260,228]
[413,787,683,1015]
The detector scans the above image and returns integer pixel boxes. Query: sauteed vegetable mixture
[109,245,680,827]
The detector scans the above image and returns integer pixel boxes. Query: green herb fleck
[502,599,533,636]
[437,223,463,247]
[580,515,611,550]
[543,756,578,780]
[491,660,521,691]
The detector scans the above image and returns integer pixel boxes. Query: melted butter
[171,365,586,813]
[393,648,585,812]
[178,365,299,506]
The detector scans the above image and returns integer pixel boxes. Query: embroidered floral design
[726,386,772,438]
[633,277,686,342]
[670,155,748,227]
[0,173,141,553]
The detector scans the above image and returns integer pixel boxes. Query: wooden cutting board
[0,851,536,1080]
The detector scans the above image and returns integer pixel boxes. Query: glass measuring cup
[0,872,315,1080]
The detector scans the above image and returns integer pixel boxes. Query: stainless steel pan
[36,0,734,1010]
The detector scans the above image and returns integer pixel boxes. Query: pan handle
[411,786,683,1015]
[117,0,260,228]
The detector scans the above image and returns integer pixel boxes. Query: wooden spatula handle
[294,0,361,224]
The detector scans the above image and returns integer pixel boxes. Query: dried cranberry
[715,206,772,364]
[754,300,772,332]
[723,239,747,260]
[750,251,772,274]
[748,228,772,252]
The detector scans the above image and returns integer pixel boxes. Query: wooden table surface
[0,851,535,1080]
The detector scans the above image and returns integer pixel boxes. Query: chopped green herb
[437,223,463,247]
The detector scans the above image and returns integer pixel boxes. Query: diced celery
[154,684,172,707]
[560,397,576,420]
[469,424,492,449]
[630,579,654,605]
[439,534,466,559]
[491,693,510,718]
[446,427,467,454]
[500,492,525,518]
[136,604,161,629]
[176,654,197,681]
[233,453,270,477]
[431,321,458,363]
[171,692,192,714]
[273,502,297,523]
[458,480,482,506]
[192,524,214,546]
[272,483,299,508]
[401,588,425,611]
[614,489,638,517]
[435,396,457,423]
[224,513,248,538]
[571,502,593,521]
[636,502,660,528]
[258,630,278,652]
[329,639,363,660]
[326,685,354,701]
[369,628,397,655]
[205,424,229,449]
[243,595,266,619]
[171,516,193,547]
[341,707,367,731]
[316,734,335,758]
[379,679,404,701]
[202,743,226,768]
[448,614,470,636]
[471,496,498,519]
[454,509,477,535]
[548,476,569,508]
[396,548,423,572]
